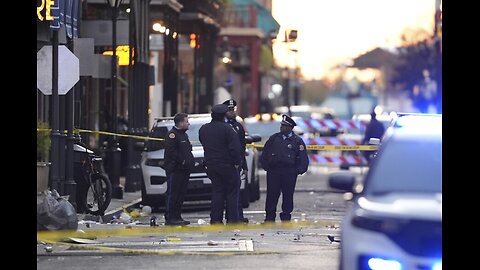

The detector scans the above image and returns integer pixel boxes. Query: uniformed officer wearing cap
[260,114,309,222]
[199,104,243,224]
[164,113,195,226]
[223,99,249,224]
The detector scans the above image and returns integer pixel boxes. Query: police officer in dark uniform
[199,104,242,224]
[260,114,309,222]
[164,113,195,226]
[223,99,249,223]
[362,110,385,162]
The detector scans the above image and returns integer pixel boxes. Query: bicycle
[74,142,112,216]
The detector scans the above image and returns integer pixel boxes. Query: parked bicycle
[74,142,112,216]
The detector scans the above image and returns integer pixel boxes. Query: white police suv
[139,114,261,209]
[329,113,442,270]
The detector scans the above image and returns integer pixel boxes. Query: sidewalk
[98,176,143,222]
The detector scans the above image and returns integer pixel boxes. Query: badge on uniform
[287,144,292,149]
[299,145,305,151]
[169,133,175,139]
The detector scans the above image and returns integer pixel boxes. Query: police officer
[362,110,385,162]
[164,113,195,226]
[199,104,242,224]
[223,99,249,223]
[260,114,309,222]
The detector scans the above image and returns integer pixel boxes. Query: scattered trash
[197,219,207,225]
[300,213,306,221]
[45,246,53,253]
[293,234,301,241]
[150,216,158,227]
[327,235,341,243]
[233,229,240,236]
[118,212,132,223]
[141,205,152,215]
[37,189,78,231]
[129,210,142,218]
[64,237,101,244]
[309,191,315,195]
[207,240,218,246]
[166,237,181,242]
[260,233,264,237]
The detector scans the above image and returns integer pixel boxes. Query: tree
[390,28,437,93]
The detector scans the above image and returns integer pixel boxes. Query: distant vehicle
[138,114,262,209]
[329,113,442,270]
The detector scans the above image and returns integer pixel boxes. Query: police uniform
[223,99,248,223]
[199,104,243,224]
[362,112,385,162]
[260,114,309,222]
[164,125,195,225]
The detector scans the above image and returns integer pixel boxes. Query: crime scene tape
[38,128,378,151]
[246,144,377,151]
[309,154,368,165]
[37,220,337,242]
[296,118,367,131]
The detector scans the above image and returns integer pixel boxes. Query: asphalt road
[37,165,365,270]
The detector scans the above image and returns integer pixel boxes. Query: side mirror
[133,141,146,151]
[328,171,356,192]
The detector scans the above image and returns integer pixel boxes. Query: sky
[271,0,437,80]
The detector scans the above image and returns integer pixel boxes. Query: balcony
[178,0,223,19]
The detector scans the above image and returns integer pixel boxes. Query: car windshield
[186,123,203,145]
[365,137,442,195]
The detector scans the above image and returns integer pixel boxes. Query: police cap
[211,104,229,114]
[280,114,296,127]
[222,99,237,109]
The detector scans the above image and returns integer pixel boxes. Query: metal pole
[50,30,62,194]
[125,7,137,192]
[59,95,67,194]
[64,40,77,209]
[283,67,291,116]
[110,3,123,199]
[283,31,291,116]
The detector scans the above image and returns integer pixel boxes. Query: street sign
[37,45,80,95]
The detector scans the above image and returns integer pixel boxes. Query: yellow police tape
[37,221,338,255]
[37,220,336,242]
[37,128,379,151]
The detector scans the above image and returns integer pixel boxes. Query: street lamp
[282,29,298,115]
[282,67,291,116]
[290,48,300,105]
[106,0,124,199]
